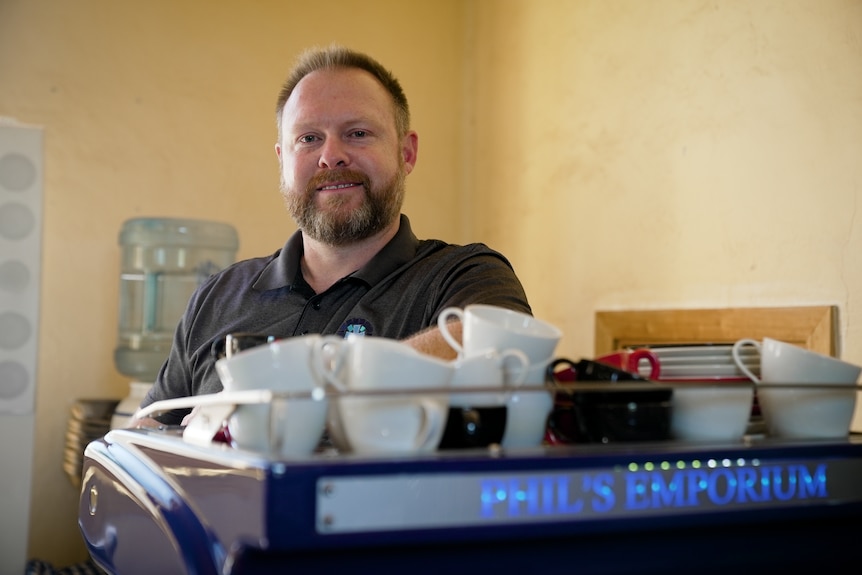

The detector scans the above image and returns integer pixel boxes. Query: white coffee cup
[449,347,529,408]
[670,383,755,442]
[320,336,453,455]
[214,334,338,456]
[501,390,554,449]
[437,305,562,367]
[500,355,555,448]
[731,337,861,439]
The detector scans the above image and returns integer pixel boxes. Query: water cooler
[111,217,239,428]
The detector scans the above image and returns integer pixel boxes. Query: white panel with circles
[0,121,43,414]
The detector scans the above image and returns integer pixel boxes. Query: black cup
[545,357,672,444]
[438,406,507,449]
[547,357,650,383]
[547,392,672,444]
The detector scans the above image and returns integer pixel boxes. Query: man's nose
[318,138,349,168]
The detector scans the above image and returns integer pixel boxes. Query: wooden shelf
[595,306,837,357]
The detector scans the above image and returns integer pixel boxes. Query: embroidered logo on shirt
[337,318,373,338]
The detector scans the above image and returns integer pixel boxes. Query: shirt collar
[253,214,419,292]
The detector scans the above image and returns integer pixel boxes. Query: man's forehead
[285,68,393,118]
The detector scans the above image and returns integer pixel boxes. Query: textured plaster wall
[469,0,862,365]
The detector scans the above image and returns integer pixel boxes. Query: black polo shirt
[143,215,531,423]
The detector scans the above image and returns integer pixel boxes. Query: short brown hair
[275,45,410,142]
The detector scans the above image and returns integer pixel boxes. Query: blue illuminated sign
[479,461,827,519]
[316,457,860,534]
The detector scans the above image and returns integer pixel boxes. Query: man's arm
[403,321,462,360]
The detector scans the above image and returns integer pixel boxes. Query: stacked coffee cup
[437,304,563,449]
[732,338,861,439]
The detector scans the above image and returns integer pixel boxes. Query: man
[135,45,530,426]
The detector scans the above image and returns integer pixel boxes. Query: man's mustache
[308,169,371,192]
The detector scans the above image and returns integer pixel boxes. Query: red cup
[595,348,661,380]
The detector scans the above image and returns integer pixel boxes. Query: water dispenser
[112,218,238,426]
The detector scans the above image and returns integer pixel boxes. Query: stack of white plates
[630,344,760,382]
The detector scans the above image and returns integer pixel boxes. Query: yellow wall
[3,0,862,568]
[470,0,862,361]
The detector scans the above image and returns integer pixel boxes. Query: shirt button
[312,301,321,310]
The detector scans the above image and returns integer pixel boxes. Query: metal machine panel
[316,455,862,534]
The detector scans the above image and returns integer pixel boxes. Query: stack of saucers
[64,399,119,487]
[631,343,760,382]
[629,343,762,433]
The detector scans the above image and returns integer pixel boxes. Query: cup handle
[732,339,762,383]
[500,348,529,388]
[312,336,349,393]
[547,357,577,385]
[628,348,661,380]
[414,398,444,451]
[437,307,465,356]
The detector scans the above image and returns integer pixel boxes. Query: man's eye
[351,130,367,138]
[298,135,318,144]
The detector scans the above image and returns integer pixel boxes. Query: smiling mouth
[318,182,363,192]
[310,168,370,194]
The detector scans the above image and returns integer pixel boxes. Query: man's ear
[401,131,418,174]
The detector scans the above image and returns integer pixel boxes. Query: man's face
[275,68,417,246]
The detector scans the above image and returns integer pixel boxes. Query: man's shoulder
[414,239,515,267]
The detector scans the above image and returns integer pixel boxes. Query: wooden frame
[595,306,838,357]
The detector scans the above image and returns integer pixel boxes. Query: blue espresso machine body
[79,429,862,574]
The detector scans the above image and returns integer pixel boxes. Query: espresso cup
[439,348,528,449]
[498,355,555,448]
[595,348,661,380]
[732,337,861,439]
[214,334,337,456]
[500,386,555,448]
[550,357,651,383]
[544,357,671,444]
[669,383,755,442]
[437,305,562,366]
[320,336,453,455]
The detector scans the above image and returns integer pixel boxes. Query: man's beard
[282,163,406,246]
